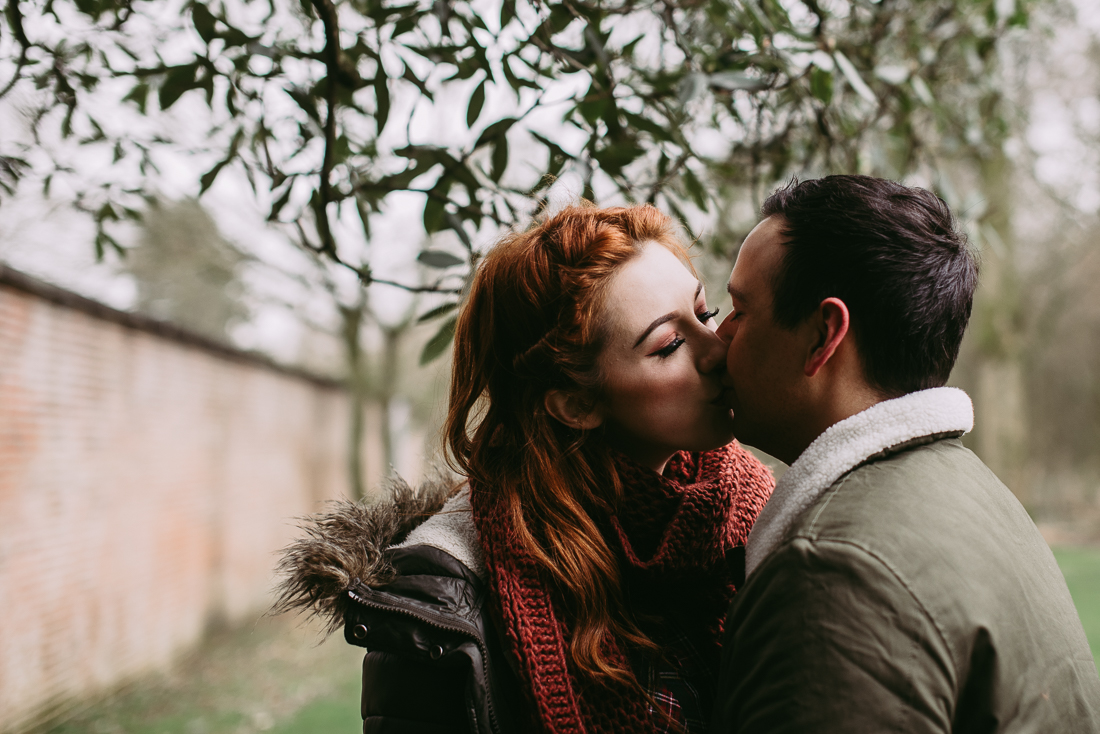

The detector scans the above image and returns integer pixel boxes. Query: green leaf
[681,167,708,211]
[501,55,539,94]
[475,117,516,148]
[445,211,473,250]
[530,131,572,180]
[159,63,198,110]
[401,64,434,101]
[222,27,253,47]
[420,315,457,365]
[93,229,123,260]
[620,34,644,59]
[911,75,934,106]
[678,72,707,105]
[123,82,150,114]
[191,2,217,44]
[417,300,459,323]
[374,67,390,134]
[592,140,644,176]
[665,199,697,241]
[490,137,508,182]
[810,67,833,104]
[418,249,464,268]
[709,71,769,92]
[499,0,516,28]
[392,11,421,36]
[268,181,294,221]
[547,4,572,34]
[423,195,446,233]
[199,158,228,194]
[467,79,486,127]
[833,51,876,104]
[577,93,608,127]
[286,87,321,123]
[622,111,671,142]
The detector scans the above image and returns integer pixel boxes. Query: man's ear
[804,297,850,377]
[545,390,604,430]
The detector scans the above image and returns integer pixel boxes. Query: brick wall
[0,269,356,732]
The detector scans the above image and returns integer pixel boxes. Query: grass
[1053,546,1100,668]
[36,548,1100,733]
[42,615,363,734]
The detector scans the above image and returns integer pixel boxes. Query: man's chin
[730,415,758,448]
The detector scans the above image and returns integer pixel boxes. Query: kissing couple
[277,175,1100,733]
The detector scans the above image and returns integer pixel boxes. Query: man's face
[715,216,814,462]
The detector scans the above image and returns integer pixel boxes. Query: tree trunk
[968,148,1030,502]
[380,326,401,474]
[341,303,366,500]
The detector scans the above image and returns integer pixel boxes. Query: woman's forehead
[600,245,700,336]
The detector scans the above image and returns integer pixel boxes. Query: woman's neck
[618,446,675,475]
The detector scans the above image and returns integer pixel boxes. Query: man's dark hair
[760,175,978,397]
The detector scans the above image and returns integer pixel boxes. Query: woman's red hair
[445,204,693,684]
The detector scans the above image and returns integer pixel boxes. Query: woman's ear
[545,390,604,430]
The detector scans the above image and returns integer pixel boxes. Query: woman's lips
[711,386,736,409]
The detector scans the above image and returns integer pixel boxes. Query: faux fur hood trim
[745,387,974,578]
[271,475,459,634]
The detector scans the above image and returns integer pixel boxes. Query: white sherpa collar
[393,486,486,580]
[745,386,974,578]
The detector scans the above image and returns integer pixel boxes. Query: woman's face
[593,242,735,473]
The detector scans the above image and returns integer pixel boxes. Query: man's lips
[710,384,737,409]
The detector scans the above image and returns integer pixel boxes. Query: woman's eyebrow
[633,282,703,349]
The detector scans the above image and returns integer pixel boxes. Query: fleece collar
[745,387,974,578]
[393,487,486,579]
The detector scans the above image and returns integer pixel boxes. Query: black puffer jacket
[275,479,525,734]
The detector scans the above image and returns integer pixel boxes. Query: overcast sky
[2,0,1098,368]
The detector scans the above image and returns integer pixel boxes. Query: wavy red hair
[445,204,693,684]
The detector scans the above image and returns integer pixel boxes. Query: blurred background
[2,0,1100,730]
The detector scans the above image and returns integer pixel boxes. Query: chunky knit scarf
[470,442,774,734]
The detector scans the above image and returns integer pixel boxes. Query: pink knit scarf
[470,442,774,734]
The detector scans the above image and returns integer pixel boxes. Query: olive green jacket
[715,388,1100,733]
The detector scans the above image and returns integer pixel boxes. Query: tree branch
[309,0,342,257]
[0,0,32,98]
[370,278,463,293]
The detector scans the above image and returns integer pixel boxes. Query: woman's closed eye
[698,307,720,323]
[650,308,720,358]
[652,337,685,358]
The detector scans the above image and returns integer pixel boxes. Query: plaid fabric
[635,623,719,734]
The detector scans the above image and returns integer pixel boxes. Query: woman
[275,204,774,734]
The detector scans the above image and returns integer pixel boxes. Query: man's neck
[779,385,885,466]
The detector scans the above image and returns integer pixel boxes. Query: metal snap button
[352,624,368,640]
[430,644,444,659]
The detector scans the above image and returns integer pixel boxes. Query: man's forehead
[727,216,786,303]
[726,281,750,303]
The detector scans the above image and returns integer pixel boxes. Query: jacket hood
[272,474,458,634]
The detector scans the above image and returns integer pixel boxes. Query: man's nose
[698,328,728,374]
[715,310,735,344]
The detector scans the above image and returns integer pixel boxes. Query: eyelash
[653,308,721,358]
[654,337,685,358]
[699,308,720,322]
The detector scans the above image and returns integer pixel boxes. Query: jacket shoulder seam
[779,534,961,690]
[803,471,855,536]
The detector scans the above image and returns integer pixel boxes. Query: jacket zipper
[348,586,502,734]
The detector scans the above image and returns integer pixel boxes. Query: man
[712,175,1100,732]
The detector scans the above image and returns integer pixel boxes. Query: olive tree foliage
[0,0,1030,358]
